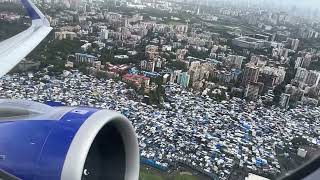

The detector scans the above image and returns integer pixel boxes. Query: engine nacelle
[0,99,139,180]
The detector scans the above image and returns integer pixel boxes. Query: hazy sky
[254,0,319,8]
[280,0,320,8]
[213,0,320,8]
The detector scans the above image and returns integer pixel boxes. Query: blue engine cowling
[0,99,139,180]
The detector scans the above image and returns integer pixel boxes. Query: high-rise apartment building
[242,63,260,86]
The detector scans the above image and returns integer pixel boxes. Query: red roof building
[122,74,150,88]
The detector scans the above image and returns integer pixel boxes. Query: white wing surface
[0,0,52,78]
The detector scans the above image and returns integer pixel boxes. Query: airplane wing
[0,0,52,78]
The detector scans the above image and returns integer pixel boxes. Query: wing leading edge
[0,0,52,78]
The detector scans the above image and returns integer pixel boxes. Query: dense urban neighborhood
[1,0,320,179]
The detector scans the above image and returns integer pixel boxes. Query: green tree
[96,71,108,79]
[187,47,209,59]
[0,20,28,41]
[169,60,188,71]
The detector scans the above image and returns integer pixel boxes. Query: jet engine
[0,99,139,180]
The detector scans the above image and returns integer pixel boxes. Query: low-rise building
[232,36,271,49]
[75,53,98,64]
[54,31,77,40]
[122,74,150,88]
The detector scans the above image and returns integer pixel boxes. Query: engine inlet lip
[60,110,139,180]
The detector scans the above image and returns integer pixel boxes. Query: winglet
[20,0,50,27]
